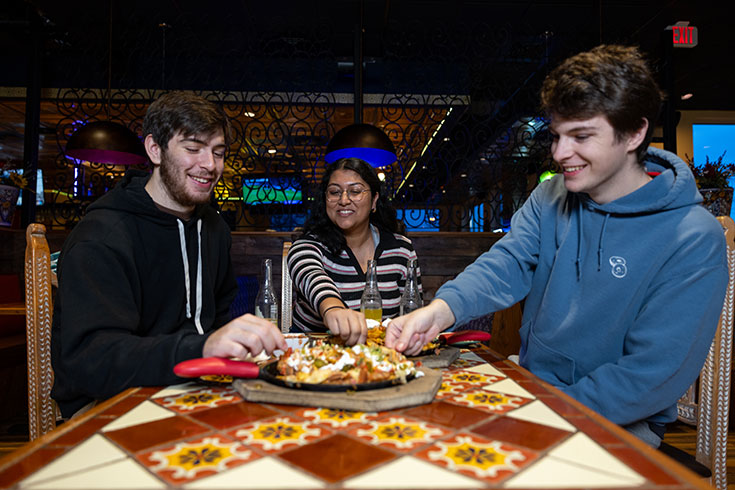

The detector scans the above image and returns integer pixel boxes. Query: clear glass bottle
[254,258,279,327]
[360,259,382,322]
[400,258,422,315]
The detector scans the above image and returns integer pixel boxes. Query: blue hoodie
[436,147,728,425]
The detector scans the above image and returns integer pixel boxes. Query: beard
[159,151,215,208]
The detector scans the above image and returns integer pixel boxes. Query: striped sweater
[286,228,422,333]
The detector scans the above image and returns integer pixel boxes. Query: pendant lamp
[324,123,397,168]
[64,0,147,166]
[66,121,146,166]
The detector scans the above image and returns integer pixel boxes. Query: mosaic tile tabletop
[0,347,711,489]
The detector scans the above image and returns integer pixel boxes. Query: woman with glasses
[286,157,421,345]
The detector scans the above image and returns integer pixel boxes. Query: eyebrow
[550,123,599,134]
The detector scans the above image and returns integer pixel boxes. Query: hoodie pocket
[522,320,578,386]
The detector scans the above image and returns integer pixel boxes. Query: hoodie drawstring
[597,213,610,271]
[576,200,583,281]
[177,219,204,335]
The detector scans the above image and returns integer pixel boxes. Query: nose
[338,190,351,205]
[552,136,572,162]
[200,150,217,171]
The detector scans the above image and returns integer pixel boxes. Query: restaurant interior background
[1,0,733,234]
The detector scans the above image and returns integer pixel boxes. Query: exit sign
[666,21,698,48]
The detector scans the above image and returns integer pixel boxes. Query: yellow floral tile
[139,435,257,486]
[442,369,504,386]
[228,416,328,453]
[435,379,471,400]
[447,389,532,414]
[349,416,451,452]
[295,407,380,428]
[154,387,240,413]
[449,353,487,370]
[416,433,537,484]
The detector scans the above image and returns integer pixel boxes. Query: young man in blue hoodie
[52,92,287,418]
[386,45,728,447]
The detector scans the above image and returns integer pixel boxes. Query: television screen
[242,177,302,205]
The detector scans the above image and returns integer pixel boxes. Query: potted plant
[687,152,735,217]
[0,162,29,227]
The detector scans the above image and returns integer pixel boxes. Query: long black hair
[301,157,399,254]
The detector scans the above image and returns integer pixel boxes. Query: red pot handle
[440,330,491,345]
[174,357,261,378]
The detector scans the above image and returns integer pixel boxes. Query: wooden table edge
[498,358,714,490]
[0,387,141,472]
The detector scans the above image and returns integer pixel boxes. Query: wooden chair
[24,223,60,440]
[280,241,293,333]
[674,215,734,490]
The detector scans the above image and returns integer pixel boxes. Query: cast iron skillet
[173,357,415,392]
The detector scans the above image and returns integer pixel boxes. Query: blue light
[324,147,396,167]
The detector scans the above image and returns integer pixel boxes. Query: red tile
[537,394,586,417]
[0,447,66,488]
[571,416,627,446]
[607,447,681,485]
[99,393,149,416]
[474,350,504,363]
[279,434,396,483]
[105,416,211,453]
[263,403,305,413]
[517,379,553,396]
[189,402,278,430]
[403,400,488,429]
[471,417,571,452]
[51,416,115,446]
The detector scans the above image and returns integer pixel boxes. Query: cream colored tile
[505,400,576,432]
[22,458,165,489]
[101,400,175,432]
[151,382,200,398]
[465,363,505,377]
[343,456,483,488]
[184,457,324,489]
[503,455,643,488]
[484,378,535,399]
[20,434,127,487]
[548,432,645,483]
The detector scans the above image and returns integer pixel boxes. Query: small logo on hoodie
[609,256,627,278]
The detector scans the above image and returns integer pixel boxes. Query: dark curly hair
[540,45,663,164]
[301,158,400,254]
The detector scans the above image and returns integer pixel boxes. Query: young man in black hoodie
[51,92,287,418]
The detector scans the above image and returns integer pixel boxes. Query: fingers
[202,314,286,358]
[324,308,367,346]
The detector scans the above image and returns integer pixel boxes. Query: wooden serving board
[233,367,441,411]
[411,346,460,368]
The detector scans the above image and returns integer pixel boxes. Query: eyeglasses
[325,186,370,203]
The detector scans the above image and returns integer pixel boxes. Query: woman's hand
[323,307,368,345]
[385,299,455,356]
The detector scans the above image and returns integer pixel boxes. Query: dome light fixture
[66,121,146,166]
[325,123,397,168]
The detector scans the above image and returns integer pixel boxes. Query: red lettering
[688,26,694,44]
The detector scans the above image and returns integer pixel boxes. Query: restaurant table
[0,345,712,489]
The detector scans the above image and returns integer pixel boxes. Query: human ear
[372,192,379,212]
[144,134,163,165]
[626,118,649,152]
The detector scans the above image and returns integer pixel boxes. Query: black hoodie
[51,169,237,417]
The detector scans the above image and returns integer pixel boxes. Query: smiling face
[325,169,379,235]
[549,114,649,204]
[145,130,226,213]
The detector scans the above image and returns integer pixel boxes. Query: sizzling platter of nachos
[276,340,420,385]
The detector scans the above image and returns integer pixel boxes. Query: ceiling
[0,0,731,204]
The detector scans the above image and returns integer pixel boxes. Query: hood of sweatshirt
[87,169,212,334]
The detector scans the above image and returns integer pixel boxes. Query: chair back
[24,223,59,440]
[281,241,293,333]
[677,215,734,490]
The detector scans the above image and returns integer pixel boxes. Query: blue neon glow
[324,147,396,167]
